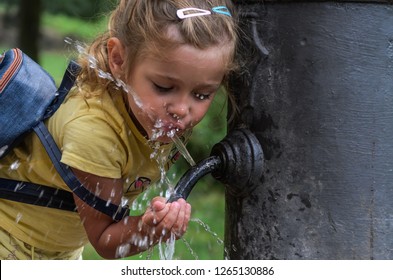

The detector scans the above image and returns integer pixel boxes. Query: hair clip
[176,8,211,19]
[212,6,232,17]
[176,6,232,19]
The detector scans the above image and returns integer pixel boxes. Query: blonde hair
[76,0,238,106]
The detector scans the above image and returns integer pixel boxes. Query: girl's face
[124,44,230,143]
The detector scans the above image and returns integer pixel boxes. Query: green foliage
[42,0,115,20]
[40,52,69,83]
[42,13,107,40]
[1,0,114,19]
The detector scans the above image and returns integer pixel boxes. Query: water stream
[170,134,196,167]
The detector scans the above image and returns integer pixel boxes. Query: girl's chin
[156,137,173,144]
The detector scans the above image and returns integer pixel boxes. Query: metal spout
[167,156,222,202]
[168,128,264,202]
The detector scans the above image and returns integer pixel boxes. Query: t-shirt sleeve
[60,114,126,179]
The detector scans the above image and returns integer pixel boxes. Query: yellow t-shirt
[0,86,177,252]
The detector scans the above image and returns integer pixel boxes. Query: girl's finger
[182,202,192,233]
[142,198,169,226]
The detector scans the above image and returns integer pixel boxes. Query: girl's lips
[155,120,186,133]
[150,120,187,142]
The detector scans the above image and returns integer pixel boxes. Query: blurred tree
[43,0,114,20]
[18,0,42,62]
[1,0,113,62]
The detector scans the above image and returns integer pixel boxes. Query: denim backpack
[0,49,129,221]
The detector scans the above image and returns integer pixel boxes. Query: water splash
[158,233,176,260]
[116,243,131,258]
[64,37,143,109]
[181,237,199,260]
[191,218,223,245]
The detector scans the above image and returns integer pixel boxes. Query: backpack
[0,48,129,222]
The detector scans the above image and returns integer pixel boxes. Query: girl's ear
[107,37,125,77]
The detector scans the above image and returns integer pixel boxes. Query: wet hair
[76,0,238,111]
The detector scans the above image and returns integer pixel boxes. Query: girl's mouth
[150,119,185,141]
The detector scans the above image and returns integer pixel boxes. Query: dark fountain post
[226,0,393,259]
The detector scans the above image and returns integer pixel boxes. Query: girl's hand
[71,168,191,258]
[141,197,191,242]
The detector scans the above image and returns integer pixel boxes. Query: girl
[0,0,238,259]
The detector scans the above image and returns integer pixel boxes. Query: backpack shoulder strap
[33,121,130,222]
[43,60,81,119]
[0,178,76,211]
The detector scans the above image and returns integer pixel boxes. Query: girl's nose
[167,100,190,120]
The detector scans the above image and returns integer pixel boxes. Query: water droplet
[167,129,176,138]
[15,213,22,223]
[14,182,24,192]
[105,234,112,245]
[0,145,8,157]
[64,37,73,45]
[38,190,44,199]
[97,69,114,81]
[224,247,230,260]
[9,160,21,171]
[88,56,98,69]
[120,197,129,207]
[116,243,131,258]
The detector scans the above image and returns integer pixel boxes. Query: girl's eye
[194,92,211,100]
[153,83,173,93]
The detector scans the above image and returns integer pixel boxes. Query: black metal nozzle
[167,128,264,202]
[167,156,221,203]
